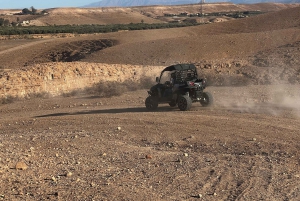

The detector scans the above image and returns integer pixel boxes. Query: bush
[62,90,82,97]
[25,92,51,99]
[0,22,200,36]
[0,95,17,104]
[63,77,155,98]
[85,81,127,97]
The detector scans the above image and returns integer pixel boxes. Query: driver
[171,72,179,92]
[170,72,176,85]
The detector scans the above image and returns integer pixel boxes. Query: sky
[0,0,98,9]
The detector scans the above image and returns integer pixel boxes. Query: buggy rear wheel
[145,96,158,110]
[178,95,192,111]
[200,92,213,107]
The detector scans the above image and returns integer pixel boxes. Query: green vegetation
[164,10,264,18]
[0,18,10,26]
[20,6,45,15]
[202,10,264,18]
[0,22,199,36]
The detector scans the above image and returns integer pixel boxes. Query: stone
[15,161,28,170]
[52,176,57,182]
[66,172,73,177]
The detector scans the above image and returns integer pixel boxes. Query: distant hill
[84,0,300,7]
[232,0,300,3]
[84,0,222,7]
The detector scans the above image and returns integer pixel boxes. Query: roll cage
[157,64,198,84]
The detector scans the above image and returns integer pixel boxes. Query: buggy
[145,63,213,111]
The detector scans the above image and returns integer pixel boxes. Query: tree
[41,10,48,15]
[0,18,10,26]
[11,21,18,27]
[4,19,10,26]
[0,18,4,26]
[22,8,31,15]
[31,6,37,15]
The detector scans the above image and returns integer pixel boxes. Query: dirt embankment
[1,58,300,99]
[0,63,164,98]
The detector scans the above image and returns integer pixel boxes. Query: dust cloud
[211,84,300,117]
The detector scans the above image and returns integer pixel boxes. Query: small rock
[184,153,189,157]
[197,194,202,198]
[117,127,121,131]
[51,176,57,182]
[66,172,73,177]
[15,161,28,170]
[145,154,152,159]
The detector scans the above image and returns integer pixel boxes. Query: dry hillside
[1,3,299,26]
[0,5,300,87]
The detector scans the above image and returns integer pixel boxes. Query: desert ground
[0,3,300,201]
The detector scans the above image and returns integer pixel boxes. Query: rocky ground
[1,4,300,201]
[0,84,299,200]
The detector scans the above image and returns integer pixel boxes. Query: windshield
[160,71,174,84]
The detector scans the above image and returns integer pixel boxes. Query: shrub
[25,92,51,99]
[64,77,155,98]
[0,95,16,104]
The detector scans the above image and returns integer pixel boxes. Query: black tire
[200,92,213,107]
[169,101,177,107]
[178,95,192,111]
[145,96,158,110]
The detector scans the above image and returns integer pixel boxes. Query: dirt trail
[0,38,56,56]
[0,85,299,200]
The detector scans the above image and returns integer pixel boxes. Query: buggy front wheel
[145,96,158,110]
[178,95,192,111]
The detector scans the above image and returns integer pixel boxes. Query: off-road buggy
[145,63,213,111]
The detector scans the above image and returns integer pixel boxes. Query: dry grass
[62,77,154,98]
[84,77,154,97]
[0,95,15,104]
[0,92,51,105]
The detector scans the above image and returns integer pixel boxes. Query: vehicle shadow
[35,106,175,118]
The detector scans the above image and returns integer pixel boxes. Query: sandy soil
[0,85,300,200]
